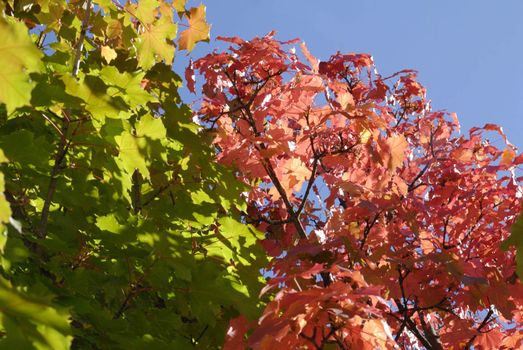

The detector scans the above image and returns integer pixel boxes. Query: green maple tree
[0,0,266,348]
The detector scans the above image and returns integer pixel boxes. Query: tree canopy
[189,33,523,349]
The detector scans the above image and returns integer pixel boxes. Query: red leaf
[185,59,195,93]
[223,316,249,350]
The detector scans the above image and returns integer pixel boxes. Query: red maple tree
[188,32,523,349]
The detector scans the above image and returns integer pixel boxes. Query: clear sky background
[181,0,523,149]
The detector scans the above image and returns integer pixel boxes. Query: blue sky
[182,0,523,149]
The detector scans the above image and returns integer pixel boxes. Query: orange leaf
[179,5,210,52]
[473,328,504,350]
[379,134,408,171]
[387,134,408,170]
[500,148,516,167]
[299,42,319,72]
[419,230,435,254]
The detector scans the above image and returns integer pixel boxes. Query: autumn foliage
[189,33,523,349]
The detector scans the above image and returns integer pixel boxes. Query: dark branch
[359,212,380,250]
[463,308,494,349]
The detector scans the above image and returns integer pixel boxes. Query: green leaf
[0,278,72,350]
[99,67,153,107]
[0,19,42,113]
[137,18,177,69]
[136,114,166,140]
[0,172,11,224]
[0,1,267,347]
[133,0,159,24]
[504,210,523,277]
[116,128,149,177]
[62,74,129,121]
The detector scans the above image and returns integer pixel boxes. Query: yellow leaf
[101,46,117,63]
[173,0,186,12]
[106,19,123,47]
[178,5,210,52]
[348,222,361,239]
[359,128,372,144]
[129,0,158,25]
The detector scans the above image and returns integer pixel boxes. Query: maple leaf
[172,0,187,12]
[0,1,275,348]
[179,5,211,52]
[223,316,250,350]
[378,134,408,171]
[101,46,117,63]
[132,0,158,24]
[0,19,42,113]
[137,18,177,69]
[500,147,516,166]
[473,328,505,350]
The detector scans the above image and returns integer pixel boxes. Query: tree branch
[417,309,444,350]
[295,157,319,218]
[299,328,321,350]
[463,308,494,350]
[408,162,430,192]
[37,0,92,239]
[131,170,142,214]
[72,0,92,76]
[359,212,380,250]
[223,69,308,239]
[37,126,71,239]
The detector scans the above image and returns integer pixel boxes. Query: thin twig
[463,308,494,349]
[72,0,92,77]
[41,113,65,140]
[359,212,380,250]
[408,162,430,192]
[295,157,319,217]
[131,170,142,214]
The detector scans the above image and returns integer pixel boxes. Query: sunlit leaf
[178,5,210,52]
[0,19,42,113]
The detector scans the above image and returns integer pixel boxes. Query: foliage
[0,0,268,348]
[190,33,523,349]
